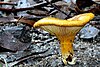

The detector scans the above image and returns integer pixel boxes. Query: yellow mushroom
[33,13,94,65]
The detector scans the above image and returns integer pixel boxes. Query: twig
[0,2,17,5]
[0,16,38,26]
[16,16,23,23]
[0,1,48,14]
[0,55,8,67]
[5,48,51,67]
[45,0,71,19]
[7,54,54,67]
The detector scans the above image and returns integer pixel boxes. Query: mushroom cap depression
[34,13,94,28]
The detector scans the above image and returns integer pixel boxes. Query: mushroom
[33,13,94,65]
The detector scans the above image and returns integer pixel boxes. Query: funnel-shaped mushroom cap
[34,13,94,27]
[33,13,94,65]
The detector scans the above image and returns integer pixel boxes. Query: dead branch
[45,0,71,18]
[0,2,17,5]
[5,48,51,67]
[0,1,48,14]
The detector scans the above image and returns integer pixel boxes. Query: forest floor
[0,0,100,67]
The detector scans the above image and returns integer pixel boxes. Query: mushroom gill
[33,13,94,65]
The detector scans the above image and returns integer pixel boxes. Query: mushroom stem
[60,37,74,64]
[55,27,82,65]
